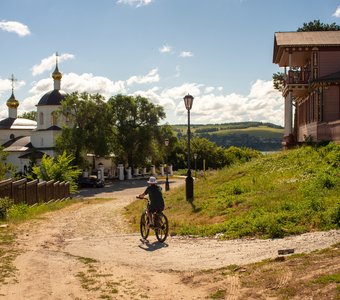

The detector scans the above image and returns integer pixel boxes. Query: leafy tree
[107,94,165,167]
[56,92,114,168]
[31,152,81,192]
[0,147,17,180]
[297,20,340,32]
[190,137,227,169]
[272,71,285,92]
[151,124,179,166]
[18,111,37,121]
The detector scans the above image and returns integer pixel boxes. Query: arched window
[39,112,44,125]
[10,134,15,139]
[51,111,58,126]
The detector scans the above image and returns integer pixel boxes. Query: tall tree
[56,92,114,167]
[107,94,165,167]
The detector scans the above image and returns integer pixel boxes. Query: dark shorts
[147,203,164,213]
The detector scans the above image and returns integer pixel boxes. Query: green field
[172,122,284,151]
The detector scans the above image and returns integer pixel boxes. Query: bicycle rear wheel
[140,212,150,240]
[155,213,168,243]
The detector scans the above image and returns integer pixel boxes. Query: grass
[0,227,18,285]
[125,143,340,239]
[214,126,283,138]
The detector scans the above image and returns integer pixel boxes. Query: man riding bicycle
[138,176,165,227]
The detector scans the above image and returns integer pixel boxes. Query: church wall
[36,105,62,130]
[0,129,33,146]
[6,152,27,174]
[31,130,56,149]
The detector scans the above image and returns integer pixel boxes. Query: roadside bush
[0,197,14,219]
[330,204,340,227]
[6,204,29,221]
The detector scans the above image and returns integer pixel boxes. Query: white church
[0,59,70,174]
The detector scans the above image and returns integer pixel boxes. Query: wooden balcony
[283,70,310,98]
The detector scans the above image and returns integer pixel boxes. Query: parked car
[78,175,105,188]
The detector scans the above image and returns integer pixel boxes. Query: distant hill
[173,122,283,151]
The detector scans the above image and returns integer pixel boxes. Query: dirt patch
[0,178,339,299]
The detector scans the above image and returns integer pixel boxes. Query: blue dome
[37,89,67,106]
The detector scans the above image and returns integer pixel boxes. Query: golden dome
[6,92,19,109]
[52,64,62,80]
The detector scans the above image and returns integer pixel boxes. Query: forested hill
[173,122,284,151]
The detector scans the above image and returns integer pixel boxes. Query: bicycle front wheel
[140,212,150,240]
[155,213,168,243]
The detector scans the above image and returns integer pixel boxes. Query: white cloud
[204,86,215,94]
[0,77,25,98]
[0,79,12,96]
[333,6,340,17]
[32,53,75,76]
[126,68,160,86]
[157,80,283,125]
[159,44,172,53]
[179,51,193,58]
[63,73,126,97]
[29,72,126,99]
[116,0,153,8]
[132,87,176,109]
[13,66,283,127]
[0,20,30,36]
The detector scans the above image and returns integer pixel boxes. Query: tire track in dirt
[226,275,241,300]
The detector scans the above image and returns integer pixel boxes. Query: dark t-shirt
[144,184,165,212]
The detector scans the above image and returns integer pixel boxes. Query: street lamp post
[164,138,170,191]
[183,94,194,201]
[194,153,198,178]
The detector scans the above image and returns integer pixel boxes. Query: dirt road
[1,178,339,299]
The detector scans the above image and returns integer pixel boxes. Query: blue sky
[1,0,340,125]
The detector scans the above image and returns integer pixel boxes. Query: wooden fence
[0,178,70,205]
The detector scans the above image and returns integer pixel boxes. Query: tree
[18,111,37,121]
[107,94,165,167]
[56,92,114,168]
[273,20,340,91]
[297,20,340,32]
[190,137,227,169]
[31,152,81,192]
[0,146,17,180]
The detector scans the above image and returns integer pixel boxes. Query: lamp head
[183,94,194,111]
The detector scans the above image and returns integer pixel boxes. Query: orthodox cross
[56,51,60,65]
[10,74,17,93]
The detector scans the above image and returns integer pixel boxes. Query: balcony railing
[285,70,311,85]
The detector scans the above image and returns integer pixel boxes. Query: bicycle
[137,197,169,243]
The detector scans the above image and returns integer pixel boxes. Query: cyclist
[138,176,165,227]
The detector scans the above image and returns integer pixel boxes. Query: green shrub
[330,204,340,227]
[7,204,29,220]
[0,197,14,219]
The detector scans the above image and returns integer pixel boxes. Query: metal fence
[0,178,70,205]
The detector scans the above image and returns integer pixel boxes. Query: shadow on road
[138,238,169,252]
[73,178,177,198]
